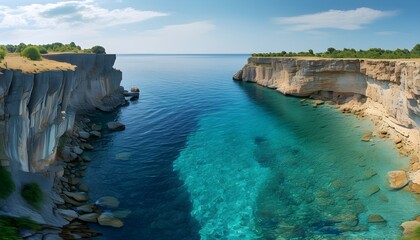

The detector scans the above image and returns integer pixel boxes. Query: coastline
[233,56,420,236]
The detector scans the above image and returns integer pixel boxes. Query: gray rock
[63,195,84,206]
[82,156,91,162]
[50,193,65,205]
[72,146,83,155]
[69,177,81,186]
[64,191,89,202]
[79,213,99,223]
[76,204,94,213]
[56,209,79,221]
[43,234,64,240]
[90,131,101,138]
[91,124,102,131]
[83,143,94,150]
[96,196,120,208]
[78,131,90,139]
[107,121,125,131]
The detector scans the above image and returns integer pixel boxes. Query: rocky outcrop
[234,57,420,156]
[0,54,124,172]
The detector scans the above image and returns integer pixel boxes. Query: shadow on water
[235,81,414,239]
[83,105,201,240]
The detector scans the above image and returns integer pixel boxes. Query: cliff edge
[0,53,124,172]
[234,57,420,157]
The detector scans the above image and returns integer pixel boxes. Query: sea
[82,54,420,239]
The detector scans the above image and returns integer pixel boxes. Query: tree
[411,44,420,58]
[0,46,6,60]
[91,45,106,54]
[21,46,41,60]
[308,49,314,55]
[327,47,336,54]
[15,43,27,53]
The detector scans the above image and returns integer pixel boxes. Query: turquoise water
[83,54,419,239]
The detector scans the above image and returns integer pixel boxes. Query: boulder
[96,196,120,209]
[387,170,408,189]
[113,209,132,219]
[79,183,89,192]
[76,204,94,213]
[401,221,420,237]
[98,213,124,228]
[56,209,79,221]
[107,122,125,131]
[364,185,380,196]
[83,143,94,151]
[409,182,420,194]
[91,124,102,131]
[63,195,84,206]
[367,214,386,223]
[64,191,89,202]
[79,213,99,223]
[90,131,101,138]
[78,131,90,140]
[72,146,83,155]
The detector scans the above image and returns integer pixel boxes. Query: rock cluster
[45,116,128,239]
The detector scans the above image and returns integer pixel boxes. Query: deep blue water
[83,54,419,239]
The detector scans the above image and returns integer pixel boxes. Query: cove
[82,55,419,239]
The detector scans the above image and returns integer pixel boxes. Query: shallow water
[83,54,419,239]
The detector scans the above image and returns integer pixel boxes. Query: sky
[0,0,419,54]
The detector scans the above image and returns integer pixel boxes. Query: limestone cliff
[234,57,420,155]
[0,54,123,172]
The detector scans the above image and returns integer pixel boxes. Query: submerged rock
[107,122,126,131]
[113,209,132,219]
[98,213,124,228]
[79,213,99,223]
[78,131,90,139]
[364,185,380,196]
[96,196,120,208]
[387,170,408,189]
[367,214,386,223]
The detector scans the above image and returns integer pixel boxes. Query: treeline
[0,42,106,55]
[252,44,420,59]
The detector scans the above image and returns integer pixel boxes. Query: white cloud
[274,7,395,31]
[0,0,167,29]
[103,21,216,53]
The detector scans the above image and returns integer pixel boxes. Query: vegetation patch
[1,42,106,54]
[0,46,6,61]
[21,183,43,209]
[253,43,420,59]
[0,216,40,240]
[21,46,41,61]
[0,167,15,199]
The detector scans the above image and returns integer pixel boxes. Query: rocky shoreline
[233,57,420,238]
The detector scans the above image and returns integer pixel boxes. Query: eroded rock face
[0,54,123,172]
[234,58,420,156]
[387,170,409,189]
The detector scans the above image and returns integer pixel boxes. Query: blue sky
[0,0,419,53]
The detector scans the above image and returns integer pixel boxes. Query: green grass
[21,183,43,209]
[0,167,15,199]
[0,216,40,240]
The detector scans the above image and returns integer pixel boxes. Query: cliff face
[234,57,420,154]
[0,54,123,172]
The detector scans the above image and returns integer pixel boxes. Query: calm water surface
[83,54,419,239]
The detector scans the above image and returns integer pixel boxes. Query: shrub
[21,183,43,209]
[0,167,15,199]
[21,46,41,60]
[0,46,7,60]
[91,45,106,54]
[0,216,40,240]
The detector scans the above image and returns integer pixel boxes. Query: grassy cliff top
[0,53,76,73]
[250,56,420,62]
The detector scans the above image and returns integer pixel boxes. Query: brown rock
[64,191,89,202]
[98,213,124,228]
[314,100,324,105]
[364,185,380,196]
[401,221,420,237]
[361,135,371,142]
[387,170,408,189]
[367,214,386,223]
[409,182,420,194]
